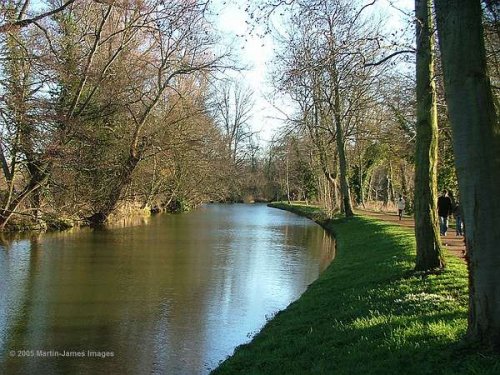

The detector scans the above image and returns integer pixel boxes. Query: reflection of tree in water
[1,235,44,374]
[0,205,335,375]
[319,231,336,273]
[1,234,129,375]
[280,221,335,273]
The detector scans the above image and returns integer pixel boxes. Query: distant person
[453,200,463,236]
[437,189,453,236]
[397,196,405,221]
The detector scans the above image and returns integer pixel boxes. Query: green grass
[211,203,500,375]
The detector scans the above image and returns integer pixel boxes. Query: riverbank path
[356,209,466,261]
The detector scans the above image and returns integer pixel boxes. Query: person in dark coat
[437,189,453,235]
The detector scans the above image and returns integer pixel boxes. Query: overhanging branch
[0,0,78,33]
[0,0,119,33]
[364,49,415,67]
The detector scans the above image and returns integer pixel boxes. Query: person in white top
[397,196,406,221]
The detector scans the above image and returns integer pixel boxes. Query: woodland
[0,0,499,352]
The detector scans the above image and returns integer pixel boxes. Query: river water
[0,204,334,375]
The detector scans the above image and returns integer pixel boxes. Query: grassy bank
[211,203,500,374]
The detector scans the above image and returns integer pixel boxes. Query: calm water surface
[0,204,334,375]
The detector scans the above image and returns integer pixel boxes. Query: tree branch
[0,0,78,33]
[0,0,122,33]
[364,49,414,67]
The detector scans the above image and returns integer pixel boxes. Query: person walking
[453,200,463,236]
[397,196,406,221]
[437,189,453,236]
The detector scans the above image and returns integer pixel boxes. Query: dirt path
[356,209,466,261]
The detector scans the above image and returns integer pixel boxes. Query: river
[0,204,334,374]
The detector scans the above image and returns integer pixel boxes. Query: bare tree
[211,80,255,166]
[269,0,385,216]
[0,8,56,229]
[0,0,232,228]
[80,0,228,223]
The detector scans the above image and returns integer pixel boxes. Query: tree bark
[414,0,445,271]
[383,172,390,207]
[401,162,408,198]
[383,161,395,207]
[434,0,500,351]
[359,156,365,207]
[332,68,354,217]
[0,163,49,230]
[87,153,140,225]
[285,148,291,204]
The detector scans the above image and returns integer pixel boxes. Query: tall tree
[209,80,256,201]
[0,6,54,229]
[269,0,385,217]
[413,0,444,271]
[0,0,234,228]
[85,0,225,224]
[434,0,500,351]
[211,81,254,166]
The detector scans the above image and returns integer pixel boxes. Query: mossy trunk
[414,0,444,271]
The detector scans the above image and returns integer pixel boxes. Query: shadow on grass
[211,207,500,375]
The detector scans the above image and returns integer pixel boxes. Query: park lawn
[211,203,500,375]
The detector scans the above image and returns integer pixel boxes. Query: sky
[210,1,279,144]
[210,0,414,145]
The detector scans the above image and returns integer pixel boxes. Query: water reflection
[0,204,334,374]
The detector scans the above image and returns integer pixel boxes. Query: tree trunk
[383,162,396,207]
[367,173,374,202]
[383,172,390,207]
[88,154,140,225]
[414,0,445,271]
[0,163,49,230]
[434,0,500,351]
[332,80,354,217]
[401,162,408,198]
[359,156,365,207]
[285,151,291,204]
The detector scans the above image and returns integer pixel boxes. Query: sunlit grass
[211,203,500,374]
